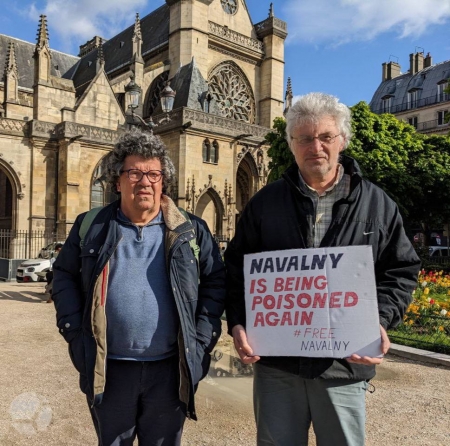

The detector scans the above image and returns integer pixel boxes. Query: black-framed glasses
[120,169,164,183]
[291,134,341,146]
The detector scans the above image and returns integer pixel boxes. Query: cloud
[283,0,450,45]
[27,0,159,52]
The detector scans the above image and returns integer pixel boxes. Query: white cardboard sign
[244,246,382,358]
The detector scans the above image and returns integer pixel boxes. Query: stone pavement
[1,280,450,445]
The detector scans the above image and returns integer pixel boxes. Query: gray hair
[285,93,352,150]
[105,128,176,194]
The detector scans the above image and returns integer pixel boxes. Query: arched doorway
[0,169,13,230]
[194,188,224,237]
[235,152,258,224]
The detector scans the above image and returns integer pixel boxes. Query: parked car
[16,258,51,283]
[38,241,65,259]
[429,246,449,257]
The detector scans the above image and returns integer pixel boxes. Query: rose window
[208,63,255,123]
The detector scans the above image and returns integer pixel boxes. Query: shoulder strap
[178,207,201,271]
[79,206,103,248]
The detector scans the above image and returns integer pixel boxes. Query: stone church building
[0,0,287,252]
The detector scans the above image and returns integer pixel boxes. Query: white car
[16,258,51,283]
[429,246,449,258]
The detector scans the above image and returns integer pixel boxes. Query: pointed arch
[208,61,255,123]
[235,152,258,221]
[0,160,23,231]
[194,187,225,236]
[143,71,169,119]
[90,156,118,209]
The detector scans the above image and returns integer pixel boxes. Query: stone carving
[31,120,56,138]
[208,62,255,123]
[0,118,28,136]
[208,44,260,66]
[221,0,237,15]
[54,121,117,143]
[182,108,268,138]
[209,22,263,52]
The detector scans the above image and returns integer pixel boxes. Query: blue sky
[1,0,450,108]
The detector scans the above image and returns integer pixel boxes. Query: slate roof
[151,57,216,115]
[0,34,79,89]
[64,4,170,98]
[370,59,450,115]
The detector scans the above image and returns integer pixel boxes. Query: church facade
[0,0,287,257]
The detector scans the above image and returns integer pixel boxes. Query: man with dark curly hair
[53,128,226,445]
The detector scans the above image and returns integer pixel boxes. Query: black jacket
[225,156,420,380]
[53,197,226,420]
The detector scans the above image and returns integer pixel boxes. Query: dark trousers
[89,356,185,446]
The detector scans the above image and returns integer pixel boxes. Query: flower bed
[388,269,450,354]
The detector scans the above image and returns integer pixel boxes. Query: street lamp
[159,81,177,123]
[125,74,141,110]
[124,74,156,132]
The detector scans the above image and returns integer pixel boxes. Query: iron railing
[372,92,450,115]
[0,229,66,260]
[389,315,450,354]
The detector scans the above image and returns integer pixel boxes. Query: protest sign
[244,246,382,358]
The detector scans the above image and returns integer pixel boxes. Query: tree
[265,101,450,240]
[265,117,293,182]
[347,102,450,237]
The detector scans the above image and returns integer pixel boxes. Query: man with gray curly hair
[53,128,226,445]
[225,93,420,445]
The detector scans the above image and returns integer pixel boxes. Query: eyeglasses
[291,134,341,146]
[120,169,164,183]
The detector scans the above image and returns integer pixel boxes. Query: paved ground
[0,281,450,445]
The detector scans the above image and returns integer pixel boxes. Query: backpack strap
[79,206,103,248]
[178,207,201,276]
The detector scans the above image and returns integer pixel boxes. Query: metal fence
[389,314,450,354]
[0,229,65,260]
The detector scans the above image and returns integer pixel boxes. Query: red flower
[430,299,435,305]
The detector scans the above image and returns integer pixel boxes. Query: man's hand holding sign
[244,246,383,360]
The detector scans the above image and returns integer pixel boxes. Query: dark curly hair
[104,128,176,194]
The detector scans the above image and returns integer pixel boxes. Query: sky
[1,0,450,107]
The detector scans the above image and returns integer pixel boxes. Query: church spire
[284,77,293,116]
[34,14,52,85]
[5,41,18,78]
[96,38,105,72]
[36,14,50,49]
[132,12,143,63]
[133,12,142,41]
[4,41,19,103]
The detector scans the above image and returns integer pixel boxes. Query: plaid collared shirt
[298,164,351,247]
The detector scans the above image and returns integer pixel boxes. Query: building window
[408,117,418,128]
[208,61,255,123]
[91,162,118,209]
[437,110,448,126]
[437,82,449,102]
[202,139,211,162]
[211,140,219,163]
[407,90,418,109]
[381,97,391,113]
[202,139,219,163]
[91,180,104,209]
[144,71,169,118]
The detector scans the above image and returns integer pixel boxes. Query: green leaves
[265,102,450,234]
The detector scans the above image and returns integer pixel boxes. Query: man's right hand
[231,324,260,364]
